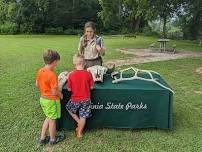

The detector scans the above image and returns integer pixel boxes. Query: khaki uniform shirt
[78,35,105,60]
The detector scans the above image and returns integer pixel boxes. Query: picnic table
[57,73,173,130]
[157,39,170,52]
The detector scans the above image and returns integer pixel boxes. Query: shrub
[0,22,18,34]
[63,29,83,35]
[167,28,183,39]
[45,27,64,34]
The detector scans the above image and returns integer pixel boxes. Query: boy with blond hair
[66,54,94,138]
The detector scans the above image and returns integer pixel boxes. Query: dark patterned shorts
[66,99,92,118]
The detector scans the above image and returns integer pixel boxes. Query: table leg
[164,42,166,52]
[160,42,163,52]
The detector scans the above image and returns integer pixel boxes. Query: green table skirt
[57,73,173,130]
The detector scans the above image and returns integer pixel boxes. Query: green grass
[0,35,202,152]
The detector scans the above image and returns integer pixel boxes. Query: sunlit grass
[0,35,202,152]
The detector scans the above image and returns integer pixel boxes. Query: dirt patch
[106,48,202,67]
[196,67,202,75]
[195,91,202,94]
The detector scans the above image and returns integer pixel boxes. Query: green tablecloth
[57,73,173,130]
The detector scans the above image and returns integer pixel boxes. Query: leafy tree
[150,0,183,38]
[178,0,202,39]
[122,0,153,31]
[0,0,101,33]
[98,0,122,30]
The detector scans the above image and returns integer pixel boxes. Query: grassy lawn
[0,35,202,152]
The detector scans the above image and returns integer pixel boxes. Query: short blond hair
[73,53,85,66]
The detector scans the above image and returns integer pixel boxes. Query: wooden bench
[149,43,176,53]
[164,44,177,54]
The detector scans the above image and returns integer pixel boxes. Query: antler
[111,67,174,94]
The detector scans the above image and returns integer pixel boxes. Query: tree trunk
[135,17,141,30]
[131,17,141,31]
[162,16,167,38]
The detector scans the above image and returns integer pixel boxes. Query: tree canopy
[0,0,201,39]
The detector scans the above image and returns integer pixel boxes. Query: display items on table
[111,67,174,94]
[58,71,69,91]
[87,64,115,82]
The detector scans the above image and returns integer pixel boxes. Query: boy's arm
[89,73,95,90]
[52,88,63,99]
[50,74,63,99]
[35,80,39,88]
[67,73,72,91]
[35,71,40,88]
[90,85,94,90]
[67,86,71,91]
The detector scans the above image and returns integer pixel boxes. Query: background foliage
[0,0,201,39]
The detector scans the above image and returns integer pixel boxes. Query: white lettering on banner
[125,102,147,110]
[90,102,147,110]
[105,102,124,110]
[90,102,104,109]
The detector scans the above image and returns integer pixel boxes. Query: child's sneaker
[38,136,50,146]
[49,134,65,145]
